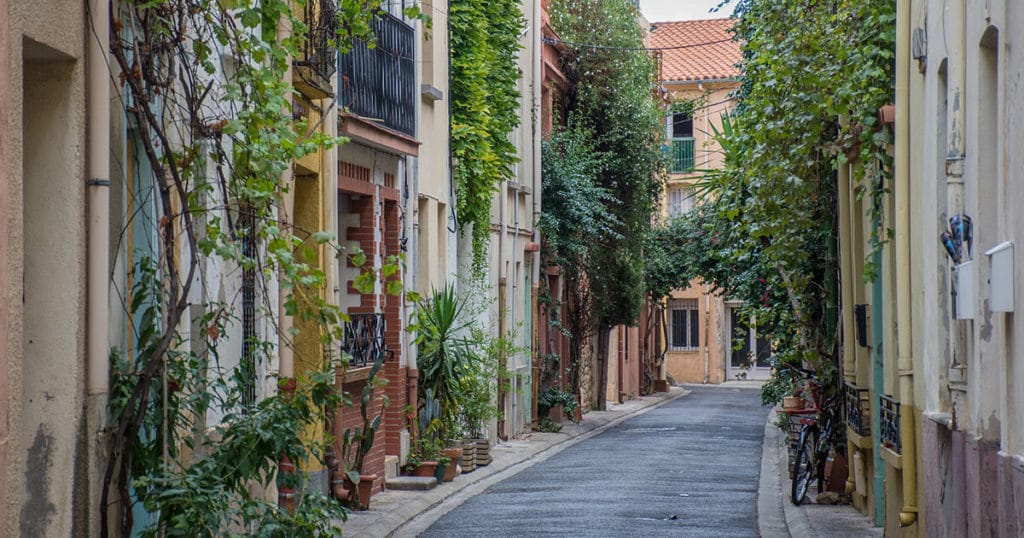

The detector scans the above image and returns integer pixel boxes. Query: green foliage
[339,354,389,487]
[684,1,895,382]
[449,0,525,266]
[105,1,401,535]
[537,387,580,424]
[549,0,666,330]
[410,284,481,438]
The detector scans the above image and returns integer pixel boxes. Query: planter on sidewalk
[408,461,438,478]
[442,447,463,481]
[461,439,477,472]
[470,438,492,466]
[342,473,377,510]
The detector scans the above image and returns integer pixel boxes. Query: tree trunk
[595,326,610,410]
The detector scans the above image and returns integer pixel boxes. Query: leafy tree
[548,0,666,409]
[687,0,895,398]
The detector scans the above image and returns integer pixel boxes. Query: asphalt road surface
[421,385,771,537]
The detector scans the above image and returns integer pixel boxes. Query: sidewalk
[757,407,883,538]
[339,387,689,537]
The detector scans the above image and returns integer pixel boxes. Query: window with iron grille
[667,186,695,216]
[672,112,693,138]
[670,299,700,350]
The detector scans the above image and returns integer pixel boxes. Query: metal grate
[879,394,901,453]
[340,313,390,368]
[295,0,339,87]
[338,13,416,136]
[239,206,258,407]
[844,382,870,436]
[669,137,695,173]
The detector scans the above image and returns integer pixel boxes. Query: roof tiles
[650,18,741,82]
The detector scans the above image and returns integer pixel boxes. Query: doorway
[726,307,772,380]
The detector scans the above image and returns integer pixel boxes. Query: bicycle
[789,370,843,505]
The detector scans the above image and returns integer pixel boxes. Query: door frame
[725,303,772,381]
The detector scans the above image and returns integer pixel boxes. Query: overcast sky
[639,0,734,22]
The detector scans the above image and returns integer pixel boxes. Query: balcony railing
[338,13,416,137]
[879,394,901,453]
[669,137,695,173]
[844,382,870,437]
[339,313,390,369]
[294,0,338,97]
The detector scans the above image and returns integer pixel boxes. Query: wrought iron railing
[844,382,870,437]
[295,0,339,91]
[879,394,901,453]
[669,137,695,173]
[339,313,389,368]
[338,13,416,136]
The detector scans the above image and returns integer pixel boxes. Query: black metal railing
[338,13,415,136]
[295,0,339,88]
[339,313,389,368]
[844,382,870,437]
[879,394,901,453]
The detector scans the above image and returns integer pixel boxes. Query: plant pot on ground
[332,353,389,510]
[442,447,462,481]
[460,440,477,472]
[408,461,438,477]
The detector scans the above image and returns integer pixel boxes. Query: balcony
[294,0,338,99]
[844,382,870,438]
[339,313,391,369]
[879,394,901,454]
[669,137,695,173]
[338,13,416,137]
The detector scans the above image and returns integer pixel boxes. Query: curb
[341,387,689,537]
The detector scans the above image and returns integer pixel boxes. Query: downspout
[87,0,111,530]
[703,283,709,383]
[838,156,858,495]
[895,0,918,526]
[531,0,542,422]
[87,0,111,401]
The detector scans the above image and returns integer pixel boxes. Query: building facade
[840,1,1024,534]
[650,18,744,385]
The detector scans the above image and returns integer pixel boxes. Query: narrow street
[421,386,770,537]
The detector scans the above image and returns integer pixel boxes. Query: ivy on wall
[449,0,524,265]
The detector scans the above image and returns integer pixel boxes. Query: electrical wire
[542,36,735,52]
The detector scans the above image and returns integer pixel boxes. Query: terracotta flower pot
[410,461,438,478]
[782,396,803,412]
[342,473,377,510]
[442,447,463,481]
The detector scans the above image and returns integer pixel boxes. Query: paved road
[421,385,771,537]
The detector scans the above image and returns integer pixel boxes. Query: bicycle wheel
[790,426,817,505]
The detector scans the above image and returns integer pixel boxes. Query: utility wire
[542,36,735,52]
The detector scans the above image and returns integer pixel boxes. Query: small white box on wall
[985,242,1014,313]
[954,260,975,320]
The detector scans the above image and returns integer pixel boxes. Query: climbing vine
[683,0,895,394]
[449,0,524,265]
[105,1,400,535]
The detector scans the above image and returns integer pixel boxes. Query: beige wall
[664,280,727,384]
[664,82,737,175]
[416,0,454,294]
[0,0,9,527]
[5,1,87,536]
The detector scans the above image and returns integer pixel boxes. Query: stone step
[385,476,437,491]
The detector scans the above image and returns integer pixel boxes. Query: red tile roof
[650,18,741,82]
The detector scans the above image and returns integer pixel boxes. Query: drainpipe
[277,15,295,383]
[895,0,918,526]
[87,0,111,398]
[87,0,111,529]
[703,283,710,383]
[838,154,858,496]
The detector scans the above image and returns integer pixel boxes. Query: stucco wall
[5,1,87,535]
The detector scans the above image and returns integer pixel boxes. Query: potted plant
[537,387,580,425]
[335,354,389,510]
[404,390,443,477]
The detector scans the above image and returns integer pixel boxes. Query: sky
[638,0,734,23]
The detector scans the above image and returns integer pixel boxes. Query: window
[667,187,695,216]
[672,112,693,139]
[670,299,700,350]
